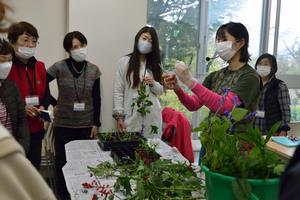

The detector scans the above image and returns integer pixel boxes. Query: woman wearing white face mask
[163,22,261,163]
[0,38,29,152]
[164,22,261,113]
[113,26,164,138]
[47,31,101,200]
[254,53,291,136]
[7,21,51,171]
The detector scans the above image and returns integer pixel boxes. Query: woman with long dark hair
[113,26,164,138]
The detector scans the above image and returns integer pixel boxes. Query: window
[273,0,300,75]
[268,0,300,121]
[147,0,200,120]
[205,0,262,72]
[147,0,300,124]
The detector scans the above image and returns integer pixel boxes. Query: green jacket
[0,79,29,152]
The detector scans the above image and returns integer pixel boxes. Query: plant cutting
[131,69,159,136]
[88,157,203,199]
[194,89,287,200]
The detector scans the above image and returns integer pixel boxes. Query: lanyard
[73,64,86,102]
[17,66,37,95]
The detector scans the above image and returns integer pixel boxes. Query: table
[62,139,188,199]
[266,140,296,159]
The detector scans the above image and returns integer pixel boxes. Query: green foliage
[88,161,115,178]
[132,82,153,117]
[89,140,204,199]
[90,159,203,199]
[195,107,287,199]
[99,132,141,142]
[150,125,159,135]
[159,89,193,120]
[196,107,287,179]
[291,103,300,121]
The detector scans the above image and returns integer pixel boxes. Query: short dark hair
[63,31,87,53]
[255,53,278,78]
[7,21,39,44]
[216,22,250,62]
[0,38,14,55]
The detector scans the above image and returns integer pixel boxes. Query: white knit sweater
[113,56,163,138]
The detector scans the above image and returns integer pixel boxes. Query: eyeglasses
[288,135,300,142]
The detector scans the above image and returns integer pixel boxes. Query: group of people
[0,1,293,199]
[163,22,290,135]
[0,21,102,199]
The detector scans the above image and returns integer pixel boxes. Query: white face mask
[16,47,36,59]
[0,61,12,80]
[256,65,271,77]
[216,41,237,62]
[71,47,88,62]
[138,38,152,54]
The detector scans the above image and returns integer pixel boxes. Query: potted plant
[195,105,287,200]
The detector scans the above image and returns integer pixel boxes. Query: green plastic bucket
[201,165,280,200]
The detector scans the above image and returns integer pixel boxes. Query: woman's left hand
[143,76,155,87]
[90,126,99,138]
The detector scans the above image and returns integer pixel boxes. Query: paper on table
[65,140,110,162]
[148,138,188,163]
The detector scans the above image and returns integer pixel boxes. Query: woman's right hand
[116,118,127,133]
[162,73,180,92]
[25,106,40,118]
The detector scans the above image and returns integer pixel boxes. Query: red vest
[8,59,46,133]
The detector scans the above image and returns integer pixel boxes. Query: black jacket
[279,145,300,199]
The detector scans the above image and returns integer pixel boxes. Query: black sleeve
[92,78,101,127]
[279,146,300,200]
[43,73,57,109]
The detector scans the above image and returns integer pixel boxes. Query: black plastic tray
[98,132,143,151]
[110,146,136,164]
[111,146,161,165]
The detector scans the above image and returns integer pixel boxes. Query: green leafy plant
[194,106,287,200]
[192,88,287,199]
[197,107,286,179]
[131,82,153,117]
[99,132,141,142]
[131,81,159,135]
[89,158,203,199]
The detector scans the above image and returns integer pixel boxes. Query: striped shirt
[0,98,13,133]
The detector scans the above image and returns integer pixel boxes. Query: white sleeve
[113,57,128,115]
[150,81,164,96]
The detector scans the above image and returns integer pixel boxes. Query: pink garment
[162,107,194,162]
[175,80,241,114]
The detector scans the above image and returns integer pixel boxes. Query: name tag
[256,110,265,118]
[73,102,85,111]
[25,95,39,106]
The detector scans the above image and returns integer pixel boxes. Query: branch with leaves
[88,158,204,200]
